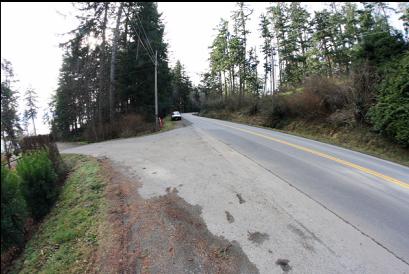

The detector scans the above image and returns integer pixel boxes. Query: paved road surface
[184,113,409,262]
[61,113,409,273]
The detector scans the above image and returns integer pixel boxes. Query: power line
[126,13,155,64]
[134,10,155,57]
[124,9,158,130]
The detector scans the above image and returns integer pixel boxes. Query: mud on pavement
[94,159,259,274]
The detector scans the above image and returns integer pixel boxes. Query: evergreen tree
[270,2,290,86]
[23,88,38,136]
[171,61,193,112]
[53,2,172,140]
[259,13,272,94]
[232,2,253,98]
[117,2,172,118]
[398,3,409,39]
[210,19,230,98]
[1,59,21,167]
[287,2,311,82]
[246,47,260,95]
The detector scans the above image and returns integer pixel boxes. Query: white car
[171,111,182,121]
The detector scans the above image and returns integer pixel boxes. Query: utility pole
[155,50,158,130]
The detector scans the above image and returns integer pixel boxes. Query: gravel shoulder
[96,159,257,273]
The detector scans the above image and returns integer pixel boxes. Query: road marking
[214,121,409,189]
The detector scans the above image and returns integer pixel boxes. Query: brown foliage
[350,62,378,124]
[83,114,156,141]
[114,113,155,138]
[19,134,64,175]
[288,76,351,119]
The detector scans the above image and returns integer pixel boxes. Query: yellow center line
[214,121,409,189]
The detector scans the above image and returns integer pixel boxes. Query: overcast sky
[1,2,405,134]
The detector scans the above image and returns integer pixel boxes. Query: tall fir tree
[23,88,38,136]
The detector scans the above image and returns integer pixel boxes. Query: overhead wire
[126,11,155,64]
[134,10,155,58]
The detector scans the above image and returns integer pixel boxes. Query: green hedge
[369,53,409,147]
[1,167,27,253]
[16,150,58,221]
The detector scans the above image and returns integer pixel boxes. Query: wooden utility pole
[155,50,158,130]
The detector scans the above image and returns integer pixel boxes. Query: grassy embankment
[9,155,107,274]
[201,111,409,167]
[8,118,180,273]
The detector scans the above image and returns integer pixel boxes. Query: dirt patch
[95,160,259,274]
[225,211,235,223]
[247,231,269,245]
[236,193,246,204]
[92,160,130,273]
[276,259,292,272]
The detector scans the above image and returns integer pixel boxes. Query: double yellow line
[215,122,409,189]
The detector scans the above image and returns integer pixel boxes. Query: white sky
[1,2,405,135]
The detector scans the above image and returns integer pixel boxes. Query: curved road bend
[183,113,409,264]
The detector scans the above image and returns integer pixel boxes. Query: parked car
[171,111,182,121]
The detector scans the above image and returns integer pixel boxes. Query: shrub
[261,95,291,128]
[17,150,58,220]
[350,62,378,124]
[288,76,350,119]
[326,108,355,128]
[19,134,65,177]
[116,113,155,138]
[83,114,155,141]
[1,167,27,252]
[201,97,226,113]
[369,54,409,146]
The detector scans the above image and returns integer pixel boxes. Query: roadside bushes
[17,150,58,220]
[83,113,156,141]
[288,76,351,119]
[257,76,351,127]
[115,114,155,138]
[1,167,27,252]
[369,54,409,146]
[261,95,290,128]
[1,149,59,256]
[201,80,349,128]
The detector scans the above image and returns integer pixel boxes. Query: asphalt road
[182,113,409,264]
[61,113,409,272]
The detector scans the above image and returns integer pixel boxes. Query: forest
[50,2,197,141]
[1,2,408,149]
[200,2,409,151]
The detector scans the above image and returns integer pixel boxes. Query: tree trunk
[2,132,11,168]
[272,51,276,94]
[109,2,124,123]
[218,71,223,99]
[323,42,333,77]
[270,51,273,95]
[31,116,37,136]
[223,70,228,100]
[99,3,109,139]
[232,65,236,95]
